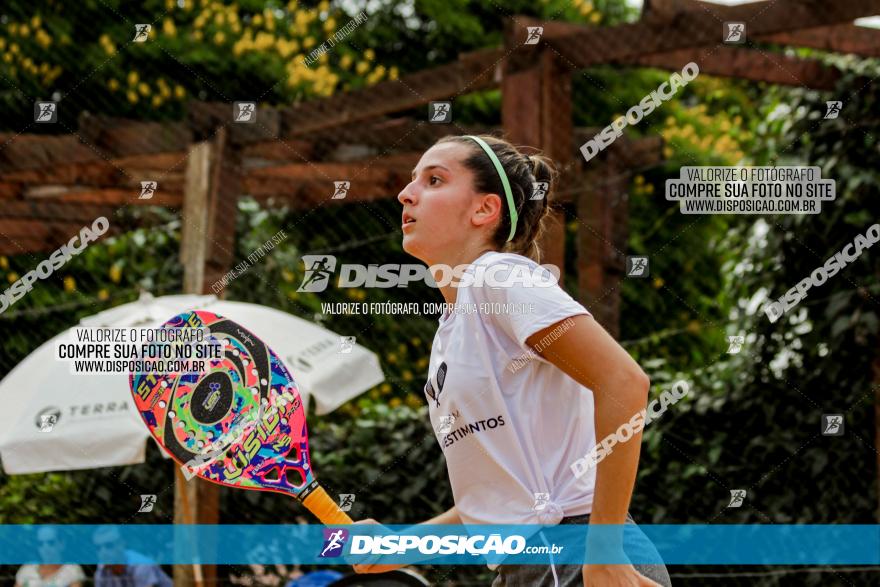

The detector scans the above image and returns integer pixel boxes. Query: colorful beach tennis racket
[129,309,352,526]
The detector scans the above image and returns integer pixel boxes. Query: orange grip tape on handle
[302,485,354,526]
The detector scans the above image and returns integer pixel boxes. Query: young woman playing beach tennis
[353,135,671,586]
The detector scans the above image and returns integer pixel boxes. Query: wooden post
[182,128,241,295]
[501,48,572,282]
[176,126,240,586]
[576,157,630,338]
[181,142,211,294]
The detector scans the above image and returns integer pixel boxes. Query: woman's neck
[434,248,495,305]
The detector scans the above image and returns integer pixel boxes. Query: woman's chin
[401,233,418,254]
[402,236,429,262]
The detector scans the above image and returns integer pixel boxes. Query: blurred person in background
[15,526,85,587]
[92,526,171,587]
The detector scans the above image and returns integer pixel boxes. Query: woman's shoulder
[470,251,559,289]
[474,251,536,268]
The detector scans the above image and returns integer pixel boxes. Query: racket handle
[302,485,354,525]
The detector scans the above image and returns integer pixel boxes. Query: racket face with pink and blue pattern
[129,310,318,498]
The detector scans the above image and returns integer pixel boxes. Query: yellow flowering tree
[0,0,391,120]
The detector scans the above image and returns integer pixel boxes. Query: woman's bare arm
[526,314,650,526]
[422,506,461,525]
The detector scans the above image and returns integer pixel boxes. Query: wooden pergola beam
[762,24,880,58]
[0,200,172,256]
[78,113,193,158]
[0,149,422,211]
[509,0,880,72]
[248,180,398,208]
[296,119,488,161]
[0,200,174,271]
[0,132,662,218]
[0,134,99,174]
[28,187,184,207]
[627,46,841,89]
[644,0,880,58]
[2,153,186,194]
[0,115,473,187]
[2,159,124,185]
[246,155,418,205]
[281,47,503,136]
[0,218,123,253]
[0,235,100,257]
[0,118,191,174]
[247,154,420,180]
[0,201,122,224]
[188,102,280,144]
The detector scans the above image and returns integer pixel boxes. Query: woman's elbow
[629,367,651,404]
[639,368,651,392]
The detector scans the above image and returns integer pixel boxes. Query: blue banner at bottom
[1,524,878,566]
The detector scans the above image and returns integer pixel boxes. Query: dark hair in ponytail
[435,134,556,262]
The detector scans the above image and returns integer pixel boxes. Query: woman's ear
[472,192,504,229]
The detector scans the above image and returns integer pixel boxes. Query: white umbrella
[0,292,384,474]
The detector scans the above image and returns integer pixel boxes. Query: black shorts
[491,512,672,587]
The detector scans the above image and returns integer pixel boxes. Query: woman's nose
[398,182,416,205]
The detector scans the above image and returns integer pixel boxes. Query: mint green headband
[464,135,518,242]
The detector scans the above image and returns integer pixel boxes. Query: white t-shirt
[426,251,597,531]
[15,565,85,587]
